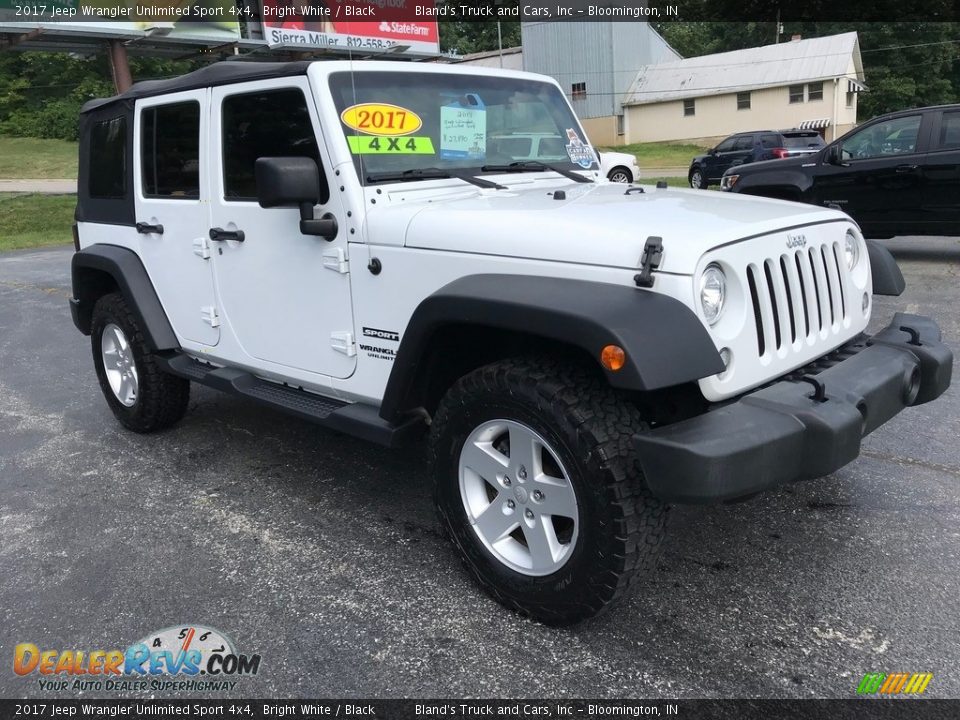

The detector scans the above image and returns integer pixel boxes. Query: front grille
[746,242,850,358]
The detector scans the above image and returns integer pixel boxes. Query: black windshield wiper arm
[480,161,594,183]
[366,168,505,190]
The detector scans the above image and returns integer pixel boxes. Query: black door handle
[895,164,919,173]
[135,222,164,235]
[209,227,245,242]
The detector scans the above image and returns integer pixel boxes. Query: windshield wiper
[480,161,594,184]
[366,168,506,190]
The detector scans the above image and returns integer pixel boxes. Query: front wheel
[429,357,669,625]
[689,166,705,189]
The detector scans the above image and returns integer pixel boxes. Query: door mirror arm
[299,202,338,241]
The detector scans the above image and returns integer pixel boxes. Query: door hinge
[193,236,211,260]
[330,331,356,357]
[201,306,220,328]
[322,247,349,274]
[634,236,664,288]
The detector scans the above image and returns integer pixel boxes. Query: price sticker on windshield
[341,103,423,137]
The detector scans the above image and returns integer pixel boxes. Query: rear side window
[937,111,960,150]
[141,102,200,199]
[221,88,327,202]
[760,134,780,148]
[89,117,127,199]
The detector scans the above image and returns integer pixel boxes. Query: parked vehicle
[689,130,825,188]
[488,131,640,183]
[599,151,641,183]
[70,61,952,624]
[721,105,960,238]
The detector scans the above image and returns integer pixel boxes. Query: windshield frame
[326,69,598,187]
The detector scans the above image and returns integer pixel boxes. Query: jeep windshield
[328,70,598,185]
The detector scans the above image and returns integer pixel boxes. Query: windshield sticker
[347,135,436,155]
[564,128,596,169]
[440,94,487,161]
[340,103,422,137]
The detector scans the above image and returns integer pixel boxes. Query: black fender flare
[866,240,906,296]
[379,274,724,423]
[70,244,178,352]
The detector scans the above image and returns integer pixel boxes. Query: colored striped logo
[857,672,933,695]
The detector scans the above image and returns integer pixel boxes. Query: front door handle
[136,222,164,235]
[895,164,919,173]
[209,227,245,243]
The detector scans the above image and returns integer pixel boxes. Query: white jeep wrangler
[70,61,952,624]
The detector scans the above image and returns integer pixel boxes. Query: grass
[601,141,708,168]
[0,137,78,179]
[0,193,75,251]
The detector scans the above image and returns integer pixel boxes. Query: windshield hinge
[634,236,663,289]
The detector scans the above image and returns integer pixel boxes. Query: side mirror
[824,145,844,166]
[255,157,337,240]
[708,147,718,156]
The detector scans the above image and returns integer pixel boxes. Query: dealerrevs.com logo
[14,625,261,693]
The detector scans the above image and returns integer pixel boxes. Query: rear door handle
[895,164,919,173]
[136,222,164,235]
[209,227,245,242]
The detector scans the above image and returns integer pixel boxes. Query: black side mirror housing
[254,157,337,241]
[255,156,320,207]
[824,145,844,166]
[708,147,718,156]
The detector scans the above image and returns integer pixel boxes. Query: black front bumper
[635,313,952,503]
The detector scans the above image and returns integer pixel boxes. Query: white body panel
[78,60,873,411]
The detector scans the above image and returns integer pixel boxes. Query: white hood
[371,180,847,275]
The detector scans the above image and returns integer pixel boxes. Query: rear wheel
[91,293,189,433]
[689,166,705,189]
[429,357,669,624]
[607,166,632,183]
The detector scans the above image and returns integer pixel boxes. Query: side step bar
[159,353,425,448]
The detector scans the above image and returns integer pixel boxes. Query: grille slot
[745,239,851,358]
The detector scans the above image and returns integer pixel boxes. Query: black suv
[722,104,960,238]
[688,130,824,189]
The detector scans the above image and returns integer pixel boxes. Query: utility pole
[107,39,133,93]
[775,10,781,44]
[497,21,503,67]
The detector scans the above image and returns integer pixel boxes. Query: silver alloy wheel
[101,322,139,407]
[459,419,579,576]
[608,168,631,183]
[690,169,703,188]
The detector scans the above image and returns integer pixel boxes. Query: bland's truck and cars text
[69,61,952,624]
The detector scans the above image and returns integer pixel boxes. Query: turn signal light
[600,345,626,371]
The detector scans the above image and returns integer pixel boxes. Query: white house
[621,32,867,145]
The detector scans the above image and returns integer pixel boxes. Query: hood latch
[634,236,663,288]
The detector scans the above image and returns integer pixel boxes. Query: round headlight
[699,264,726,325]
[844,229,860,270]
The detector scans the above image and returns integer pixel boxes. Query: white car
[599,150,641,183]
[69,60,951,625]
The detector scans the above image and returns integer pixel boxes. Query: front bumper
[635,313,952,503]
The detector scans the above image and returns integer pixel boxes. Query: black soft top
[81,61,313,114]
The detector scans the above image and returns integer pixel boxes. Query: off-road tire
[429,357,669,625]
[91,292,190,433]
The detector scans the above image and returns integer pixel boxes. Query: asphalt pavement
[1,238,958,699]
